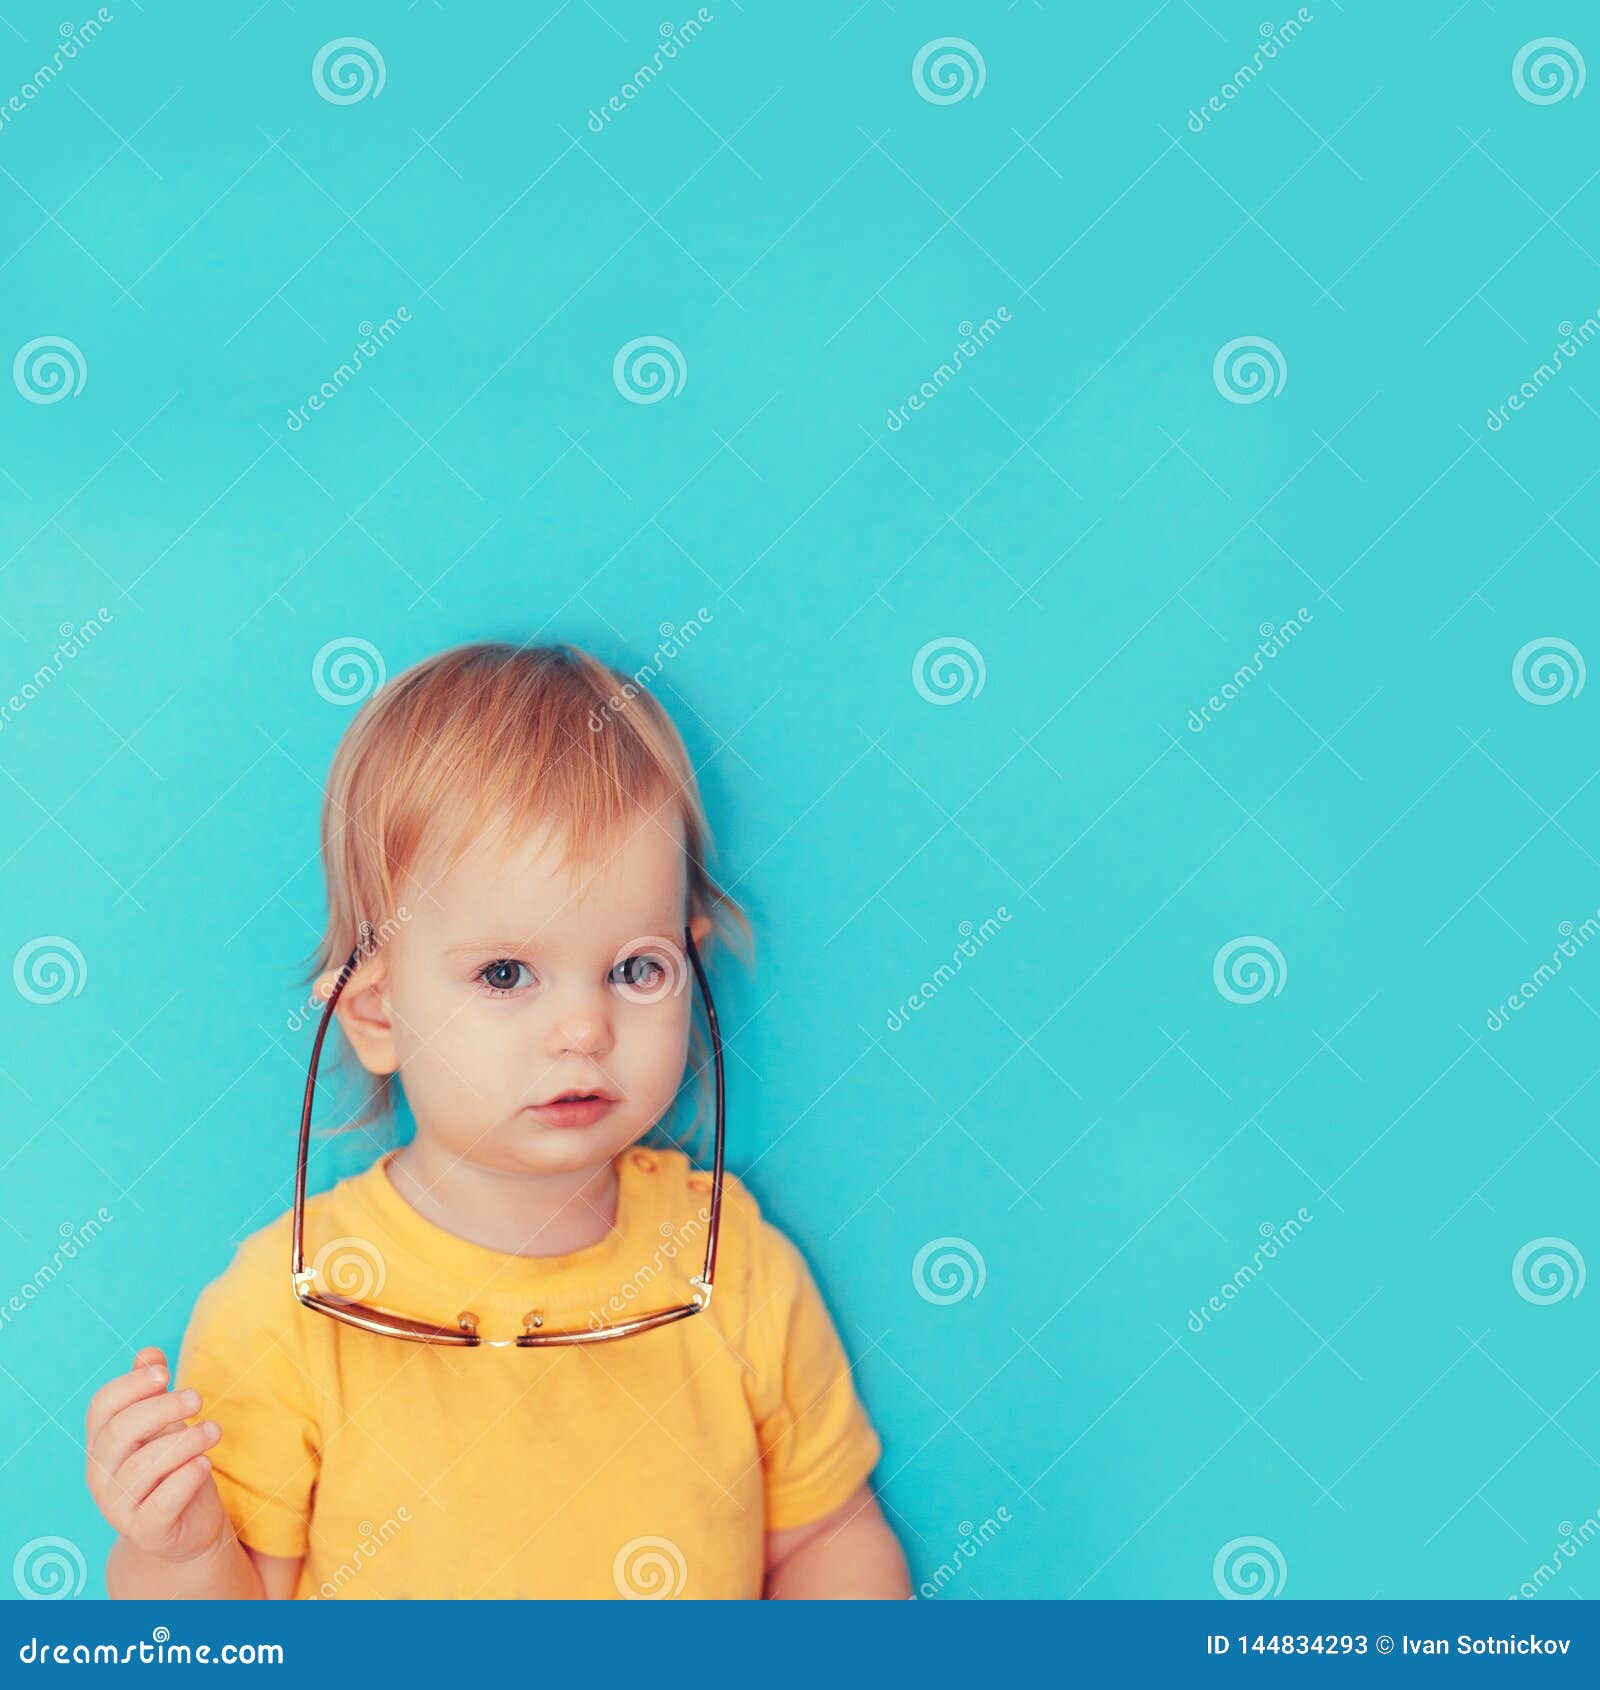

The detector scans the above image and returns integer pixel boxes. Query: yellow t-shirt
[175,1145,882,1599]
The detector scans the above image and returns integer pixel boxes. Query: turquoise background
[4,0,1600,1602]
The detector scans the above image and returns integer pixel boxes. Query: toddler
[85,641,907,1599]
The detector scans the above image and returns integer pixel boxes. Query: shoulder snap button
[687,1174,711,1193]
[631,1150,657,1172]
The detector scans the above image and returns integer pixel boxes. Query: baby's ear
[329,958,400,1077]
[688,912,714,951]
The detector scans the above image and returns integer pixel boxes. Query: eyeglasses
[291,924,724,1348]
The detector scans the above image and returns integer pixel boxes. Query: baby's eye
[478,959,533,996]
[611,954,665,991]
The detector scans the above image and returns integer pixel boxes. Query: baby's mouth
[526,1087,618,1126]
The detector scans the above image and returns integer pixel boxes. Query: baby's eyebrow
[442,927,683,956]
[442,935,546,953]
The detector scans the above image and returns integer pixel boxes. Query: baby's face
[339,800,708,1180]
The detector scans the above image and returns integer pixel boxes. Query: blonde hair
[299,640,750,1148]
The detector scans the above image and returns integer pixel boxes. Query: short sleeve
[174,1227,321,1560]
[742,1216,883,1533]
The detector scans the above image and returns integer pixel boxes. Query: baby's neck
[385,1139,619,1258]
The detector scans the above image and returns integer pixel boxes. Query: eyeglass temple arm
[684,922,725,1298]
[292,943,361,1279]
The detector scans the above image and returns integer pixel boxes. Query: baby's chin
[469,1114,646,1178]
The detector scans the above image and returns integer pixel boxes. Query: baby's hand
[86,1345,226,1564]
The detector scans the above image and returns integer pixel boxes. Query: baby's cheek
[631,1016,693,1106]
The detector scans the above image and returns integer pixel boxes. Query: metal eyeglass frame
[291,924,724,1348]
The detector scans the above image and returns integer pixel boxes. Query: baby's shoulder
[627,1146,817,1325]
[626,1143,769,1247]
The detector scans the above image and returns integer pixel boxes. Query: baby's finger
[116,1420,220,1510]
[138,1453,214,1536]
[85,1362,170,1444]
[92,1387,201,1475]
